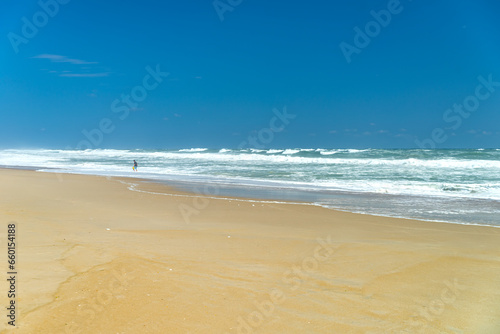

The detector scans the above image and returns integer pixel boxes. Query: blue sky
[1,0,500,149]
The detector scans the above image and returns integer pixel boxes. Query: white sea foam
[320,150,338,155]
[178,148,208,152]
[282,149,300,155]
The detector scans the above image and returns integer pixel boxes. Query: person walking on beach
[133,160,138,171]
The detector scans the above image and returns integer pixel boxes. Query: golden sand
[0,169,499,333]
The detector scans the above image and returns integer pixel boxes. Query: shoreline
[1,168,500,333]
[23,166,500,228]
[141,177,500,229]
[127,175,500,230]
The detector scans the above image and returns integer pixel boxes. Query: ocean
[1,148,499,227]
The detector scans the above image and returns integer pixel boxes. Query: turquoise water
[1,148,499,226]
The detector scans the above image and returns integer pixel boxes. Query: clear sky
[1,0,500,149]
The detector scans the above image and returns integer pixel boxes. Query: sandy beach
[1,168,500,333]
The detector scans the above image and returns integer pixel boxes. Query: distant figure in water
[133,160,138,171]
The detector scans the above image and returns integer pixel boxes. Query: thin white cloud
[32,54,98,65]
[59,72,109,78]
[34,54,109,79]
[466,129,493,136]
[88,89,98,98]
